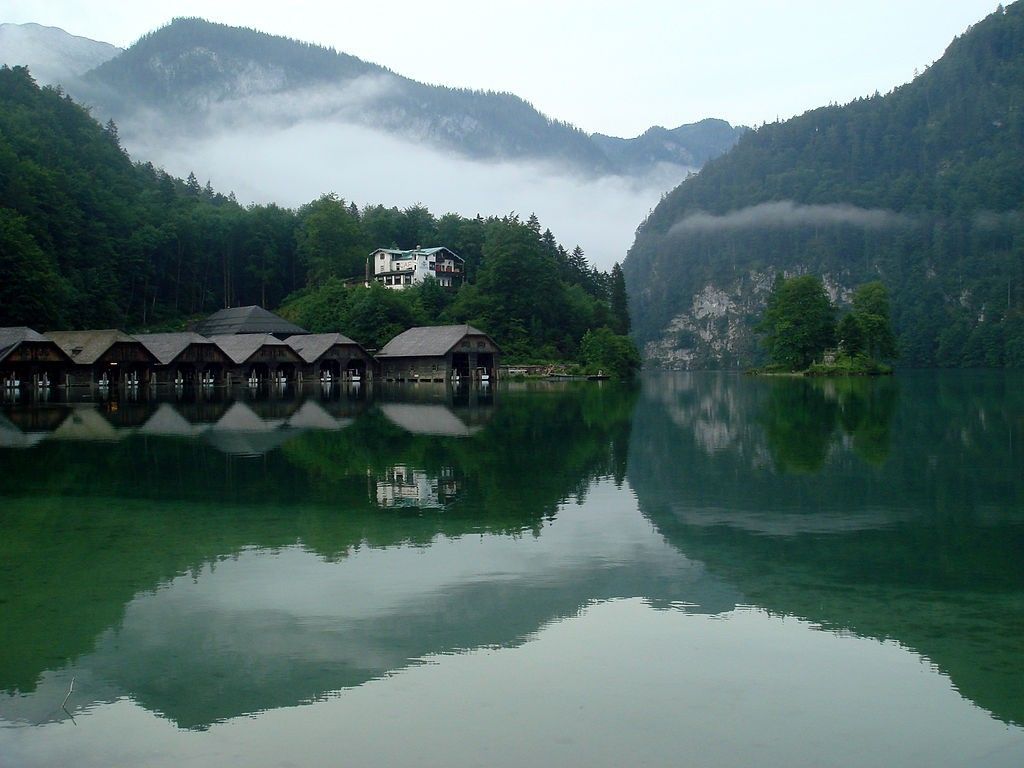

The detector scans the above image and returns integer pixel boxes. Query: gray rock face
[642,270,854,370]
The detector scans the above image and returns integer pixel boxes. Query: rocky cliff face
[641,270,855,369]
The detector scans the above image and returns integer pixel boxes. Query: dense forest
[624,3,1024,368]
[0,64,631,363]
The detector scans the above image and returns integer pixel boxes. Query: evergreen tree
[756,275,836,370]
[610,262,630,334]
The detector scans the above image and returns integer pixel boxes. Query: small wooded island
[749,275,896,376]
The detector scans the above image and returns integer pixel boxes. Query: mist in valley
[115,86,687,270]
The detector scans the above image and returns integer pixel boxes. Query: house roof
[210,334,300,365]
[0,327,54,362]
[45,329,144,365]
[376,325,496,358]
[192,306,309,337]
[285,332,362,363]
[134,332,220,365]
[371,246,464,263]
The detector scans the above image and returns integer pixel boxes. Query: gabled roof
[134,332,221,365]
[370,246,464,263]
[376,325,496,358]
[192,306,309,337]
[284,332,363,363]
[210,334,301,365]
[45,329,146,365]
[0,327,61,362]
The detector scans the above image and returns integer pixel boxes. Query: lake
[1,372,1022,767]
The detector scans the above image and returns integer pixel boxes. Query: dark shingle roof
[285,332,362,363]
[45,330,142,365]
[134,332,220,365]
[0,327,51,362]
[193,306,309,337]
[210,334,301,365]
[376,325,494,358]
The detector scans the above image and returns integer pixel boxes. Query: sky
[3,0,1003,137]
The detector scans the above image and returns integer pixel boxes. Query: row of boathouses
[1,306,500,391]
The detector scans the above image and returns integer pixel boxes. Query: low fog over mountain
[2,18,744,267]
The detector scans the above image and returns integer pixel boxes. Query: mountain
[67,17,742,177]
[623,3,1024,369]
[0,22,120,87]
[0,64,624,365]
[592,119,747,175]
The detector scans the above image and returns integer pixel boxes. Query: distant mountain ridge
[623,3,1024,369]
[54,17,744,177]
[593,119,746,173]
[0,22,121,87]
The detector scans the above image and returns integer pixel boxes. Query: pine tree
[610,262,630,334]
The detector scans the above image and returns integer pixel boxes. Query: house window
[379,254,385,260]
[404,275,413,285]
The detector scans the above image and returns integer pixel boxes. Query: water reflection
[1,372,1022,744]
[376,465,459,509]
[1,382,669,731]
[759,377,898,472]
[631,370,1024,726]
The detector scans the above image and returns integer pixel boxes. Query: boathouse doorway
[346,359,367,380]
[451,352,470,380]
[248,362,271,384]
[476,352,496,380]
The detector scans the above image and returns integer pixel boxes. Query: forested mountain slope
[623,3,1024,368]
[0,64,627,363]
[70,17,742,177]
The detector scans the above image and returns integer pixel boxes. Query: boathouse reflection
[0,383,656,730]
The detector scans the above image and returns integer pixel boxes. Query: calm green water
[1,373,1022,767]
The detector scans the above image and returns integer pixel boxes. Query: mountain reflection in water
[631,371,1024,727]
[0,372,1022,748]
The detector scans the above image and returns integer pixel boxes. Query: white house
[369,246,464,289]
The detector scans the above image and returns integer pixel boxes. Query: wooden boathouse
[375,325,500,383]
[285,333,374,382]
[1,327,73,391]
[135,332,234,386]
[46,329,157,388]
[211,333,305,386]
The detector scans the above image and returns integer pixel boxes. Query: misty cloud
[669,201,907,235]
[121,94,682,270]
[210,74,402,127]
[973,209,1022,231]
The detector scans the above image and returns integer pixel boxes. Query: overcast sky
[4,0,1001,137]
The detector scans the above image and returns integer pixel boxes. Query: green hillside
[0,64,630,364]
[623,3,1024,368]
